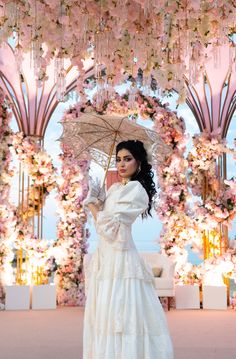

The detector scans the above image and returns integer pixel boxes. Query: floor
[0,307,235,359]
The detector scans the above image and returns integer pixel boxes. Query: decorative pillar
[185,42,236,259]
[15,136,45,285]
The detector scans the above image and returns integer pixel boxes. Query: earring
[135,166,141,176]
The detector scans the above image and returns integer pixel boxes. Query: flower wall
[153,106,200,274]
[0,89,16,305]
[12,132,57,221]
[0,126,90,305]
[186,131,236,284]
[10,133,57,286]
[54,112,90,305]
[188,132,236,232]
[0,1,236,99]
[0,86,90,305]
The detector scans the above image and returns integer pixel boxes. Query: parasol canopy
[60,112,171,175]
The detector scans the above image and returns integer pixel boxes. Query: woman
[83,140,173,359]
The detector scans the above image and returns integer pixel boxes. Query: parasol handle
[102,131,118,188]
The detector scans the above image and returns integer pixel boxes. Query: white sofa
[139,252,175,310]
[83,251,175,310]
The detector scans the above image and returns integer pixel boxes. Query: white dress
[83,181,173,359]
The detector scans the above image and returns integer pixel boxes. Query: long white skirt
[83,247,173,359]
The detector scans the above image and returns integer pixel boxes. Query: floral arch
[64,88,236,289]
[61,89,191,273]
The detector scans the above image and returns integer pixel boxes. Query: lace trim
[86,250,155,286]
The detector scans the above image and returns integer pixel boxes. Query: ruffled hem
[84,277,173,358]
[83,333,173,359]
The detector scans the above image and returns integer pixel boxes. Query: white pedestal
[175,285,200,309]
[32,284,56,310]
[5,285,30,310]
[202,285,227,310]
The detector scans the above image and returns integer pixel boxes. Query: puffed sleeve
[95,181,149,250]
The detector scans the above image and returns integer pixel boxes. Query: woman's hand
[97,183,106,203]
[83,179,106,207]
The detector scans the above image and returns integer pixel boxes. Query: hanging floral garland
[54,140,90,306]
[0,1,236,99]
[0,89,16,307]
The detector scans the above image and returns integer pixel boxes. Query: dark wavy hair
[116,140,157,217]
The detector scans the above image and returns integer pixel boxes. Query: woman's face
[116,148,139,179]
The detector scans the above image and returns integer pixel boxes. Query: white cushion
[154,278,174,290]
